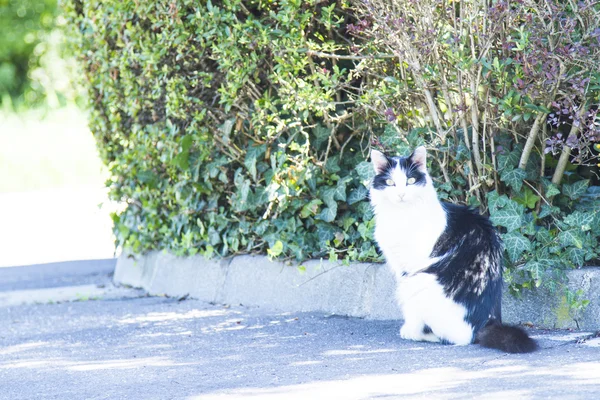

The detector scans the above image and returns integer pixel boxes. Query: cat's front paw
[400,323,441,343]
[400,324,422,341]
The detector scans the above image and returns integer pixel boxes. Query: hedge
[66,0,600,305]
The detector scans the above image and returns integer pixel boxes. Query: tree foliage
[0,0,57,102]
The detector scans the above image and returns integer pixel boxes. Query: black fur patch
[426,202,504,338]
[371,153,427,190]
[372,157,397,190]
[422,325,432,334]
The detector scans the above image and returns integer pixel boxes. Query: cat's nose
[397,193,405,200]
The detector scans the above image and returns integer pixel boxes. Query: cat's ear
[411,146,427,172]
[371,149,389,174]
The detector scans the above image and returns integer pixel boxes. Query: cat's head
[369,146,438,208]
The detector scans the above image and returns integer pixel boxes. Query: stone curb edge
[114,251,600,330]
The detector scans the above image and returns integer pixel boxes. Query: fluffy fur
[370,146,537,353]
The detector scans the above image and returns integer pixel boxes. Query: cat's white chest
[374,204,446,275]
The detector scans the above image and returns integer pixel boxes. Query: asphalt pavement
[1,260,599,400]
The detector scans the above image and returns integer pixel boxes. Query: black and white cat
[370,146,537,353]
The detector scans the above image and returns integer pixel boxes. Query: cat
[369,146,537,353]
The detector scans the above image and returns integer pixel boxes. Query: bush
[66,0,600,298]
[66,0,379,263]
[352,0,600,295]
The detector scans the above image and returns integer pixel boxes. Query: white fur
[370,164,446,276]
[397,273,473,345]
[370,155,474,345]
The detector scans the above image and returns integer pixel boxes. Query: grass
[0,105,107,193]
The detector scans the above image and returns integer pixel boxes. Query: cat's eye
[385,178,395,186]
[407,177,416,185]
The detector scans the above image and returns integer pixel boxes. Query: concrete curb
[114,252,600,330]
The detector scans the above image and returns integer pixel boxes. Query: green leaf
[300,199,322,218]
[355,161,375,184]
[558,229,583,249]
[334,177,350,202]
[567,248,585,267]
[320,187,337,209]
[316,222,336,243]
[538,204,560,219]
[524,261,544,286]
[326,155,341,174]
[514,187,539,209]
[500,167,527,192]
[218,118,235,142]
[348,185,369,205]
[564,211,595,230]
[356,201,374,221]
[486,191,508,214]
[137,170,158,186]
[235,179,251,211]
[545,183,560,198]
[244,144,266,181]
[563,180,589,200]
[490,199,524,232]
[267,240,284,258]
[503,231,531,262]
[497,150,520,170]
[317,205,337,222]
[534,228,553,245]
[171,152,190,170]
[313,125,331,148]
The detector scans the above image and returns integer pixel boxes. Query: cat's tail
[476,322,538,353]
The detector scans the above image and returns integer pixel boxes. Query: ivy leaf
[357,222,373,240]
[558,229,583,249]
[300,199,322,218]
[503,231,531,262]
[563,180,589,200]
[584,186,600,199]
[317,205,337,223]
[537,257,556,269]
[315,221,337,243]
[545,183,560,198]
[534,227,553,245]
[538,204,560,219]
[334,177,351,202]
[267,240,284,258]
[486,191,508,214]
[355,161,375,185]
[313,125,331,149]
[244,144,266,181]
[490,199,524,232]
[514,187,540,209]
[234,179,251,212]
[348,185,369,205]
[137,170,158,187]
[320,187,337,209]
[326,155,341,174]
[497,150,520,170]
[564,211,595,230]
[524,261,544,287]
[356,201,374,221]
[500,167,527,192]
[379,124,403,148]
[567,247,585,267]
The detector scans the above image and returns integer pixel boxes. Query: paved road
[1,262,599,399]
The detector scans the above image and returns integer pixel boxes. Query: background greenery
[66,0,600,311]
[0,0,103,193]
